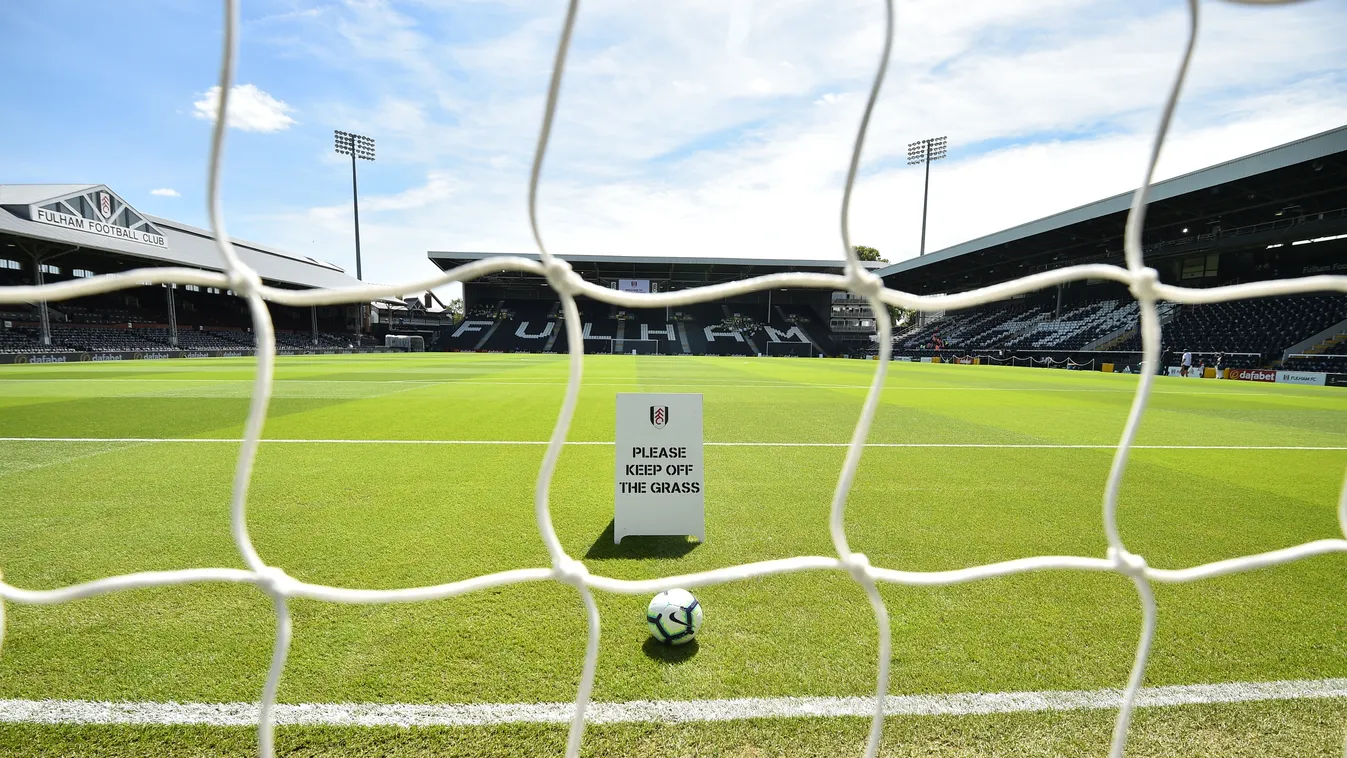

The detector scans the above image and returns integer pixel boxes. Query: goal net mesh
[614,338,661,355]
[1,1,1345,757]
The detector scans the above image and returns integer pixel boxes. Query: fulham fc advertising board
[614,393,704,543]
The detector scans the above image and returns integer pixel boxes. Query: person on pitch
[1181,349,1193,377]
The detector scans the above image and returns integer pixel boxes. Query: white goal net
[764,340,818,357]
[384,334,425,352]
[1,1,1344,758]
[613,338,661,355]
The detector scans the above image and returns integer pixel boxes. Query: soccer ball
[646,588,703,645]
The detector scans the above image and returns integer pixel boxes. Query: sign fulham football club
[614,393,704,543]
[32,207,168,248]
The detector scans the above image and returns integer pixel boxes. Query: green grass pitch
[0,353,1344,756]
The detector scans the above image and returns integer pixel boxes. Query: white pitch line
[0,378,1290,394]
[0,678,1343,727]
[0,438,1341,449]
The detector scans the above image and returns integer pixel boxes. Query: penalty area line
[0,678,1344,727]
[0,438,1344,451]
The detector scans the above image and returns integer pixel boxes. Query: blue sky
[1,0,1344,288]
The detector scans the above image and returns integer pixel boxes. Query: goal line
[0,678,1343,728]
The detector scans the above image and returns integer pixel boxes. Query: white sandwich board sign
[614,393,704,543]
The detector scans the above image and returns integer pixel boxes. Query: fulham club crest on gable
[98,191,113,219]
[649,406,669,429]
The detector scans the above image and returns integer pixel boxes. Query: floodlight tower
[334,130,375,280]
[907,136,947,257]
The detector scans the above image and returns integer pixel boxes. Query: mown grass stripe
[1,438,1343,450]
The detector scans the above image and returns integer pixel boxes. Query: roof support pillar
[17,244,56,346]
[165,285,178,348]
[1055,283,1063,319]
[32,257,51,346]
[311,305,319,346]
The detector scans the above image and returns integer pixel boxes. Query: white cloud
[149,188,180,197]
[362,172,458,213]
[192,84,297,133]
[248,0,1346,286]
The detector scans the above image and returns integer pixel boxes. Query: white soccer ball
[646,588,703,645]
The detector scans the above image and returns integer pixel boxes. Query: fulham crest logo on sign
[649,406,669,429]
[98,191,113,219]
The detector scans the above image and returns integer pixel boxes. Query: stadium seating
[492,300,565,352]
[1003,300,1130,350]
[2,322,379,354]
[768,304,835,356]
[1116,293,1347,363]
[695,304,757,356]
[46,326,170,352]
[1281,355,1347,373]
[0,306,36,323]
[888,290,1347,370]
[273,332,312,349]
[62,305,157,325]
[0,328,75,354]
[1282,333,1347,372]
[610,307,684,355]
[161,329,252,351]
[418,291,1347,368]
[434,298,836,356]
[894,302,1043,350]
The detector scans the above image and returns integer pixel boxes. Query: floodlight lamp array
[906,136,948,165]
[334,130,376,161]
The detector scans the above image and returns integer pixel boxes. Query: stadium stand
[1006,299,1137,350]
[769,304,833,356]
[893,297,1184,353]
[895,300,1043,351]
[1282,331,1347,372]
[0,306,36,323]
[1283,354,1347,373]
[493,300,563,352]
[428,253,883,357]
[165,329,253,351]
[869,125,1347,375]
[0,184,376,360]
[889,290,1342,369]
[699,305,758,356]
[431,295,834,357]
[1115,293,1347,365]
[612,307,680,354]
[61,304,158,325]
[0,328,73,354]
[46,326,170,352]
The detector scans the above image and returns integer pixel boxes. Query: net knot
[542,258,576,296]
[228,268,263,299]
[254,565,296,598]
[845,268,885,302]
[1128,267,1160,302]
[1108,547,1148,578]
[841,552,872,583]
[553,557,590,588]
